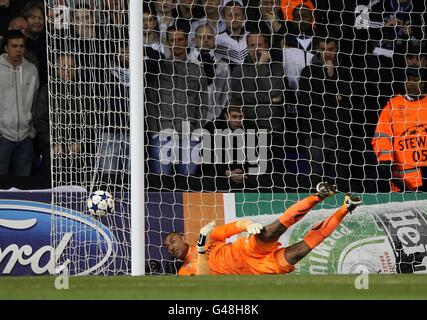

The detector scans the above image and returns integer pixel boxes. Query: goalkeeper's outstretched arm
[194,220,263,274]
[208,219,264,242]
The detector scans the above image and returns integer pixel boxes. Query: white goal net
[45,0,427,275]
[46,0,131,275]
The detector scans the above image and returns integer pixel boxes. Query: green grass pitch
[0,274,426,299]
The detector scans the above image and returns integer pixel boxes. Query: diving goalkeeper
[163,182,362,275]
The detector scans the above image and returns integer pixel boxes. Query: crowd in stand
[0,0,426,193]
[0,0,130,189]
[143,0,427,192]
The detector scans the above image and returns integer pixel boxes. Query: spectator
[0,30,39,177]
[176,0,195,21]
[231,31,287,177]
[279,4,315,90]
[0,16,38,68]
[189,23,230,121]
[203,101,259,191]
[33,53,88,184]
[144,3,165,158]
[231,32,286,132]
[393,42,427,95]
[276,4,316,167]
[405,50,427,69]
[72,5,99,48]
[45,2,72,34]
[176,0,202,33]
[143,2,165,101]
[215,0,248,71]
[143,2,165,59]
[154,0,177,58]
[72,4,108,84]
[0,0,40,37]
[103,0,129,49]
[8,16,29,37]
[246,0,285,50]
[20,1,47,86]
[372,67,427,192]
[260,0,284,35]
[396,42,427,68]
[147,25,208,175]
[104,0,128,26]
[298,36,353,191]
[97,41,130,185]
[144,3,165,179]
[362,0,425,107]
[189,0,226,47]
[366,0,424,58]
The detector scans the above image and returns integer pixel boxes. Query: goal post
[46,0,144,275]
[129,0,145,276]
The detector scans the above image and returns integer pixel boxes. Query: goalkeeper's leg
[283,193,362,265]
[257,181,336,244]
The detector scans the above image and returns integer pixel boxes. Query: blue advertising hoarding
[0,191,183,276]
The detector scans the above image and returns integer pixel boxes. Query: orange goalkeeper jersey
[372,94,427,190]
[177,245,198,276]
[177,222,294,275]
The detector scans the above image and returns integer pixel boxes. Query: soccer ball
[87,190,115,216]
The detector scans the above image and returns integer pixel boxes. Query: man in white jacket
[188,23,229,122]
[0,30,39,176]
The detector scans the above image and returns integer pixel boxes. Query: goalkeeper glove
[343,193,362,212]
[246,222,264,235]
[196,220,216,254]
[245,222,264,243]
[236,220,264,235]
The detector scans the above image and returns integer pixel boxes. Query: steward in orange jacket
[372,68,427,191]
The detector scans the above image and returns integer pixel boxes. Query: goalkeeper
[164,182,362,275]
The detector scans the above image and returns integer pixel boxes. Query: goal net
[46,0,131,275]
[45,0,427,275]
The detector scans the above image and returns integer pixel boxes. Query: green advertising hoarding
[232,193,427,274]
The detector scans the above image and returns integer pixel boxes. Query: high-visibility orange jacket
[372,94,427,191]
[280,0,314,21]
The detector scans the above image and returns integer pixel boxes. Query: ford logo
[0,199,117,276]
